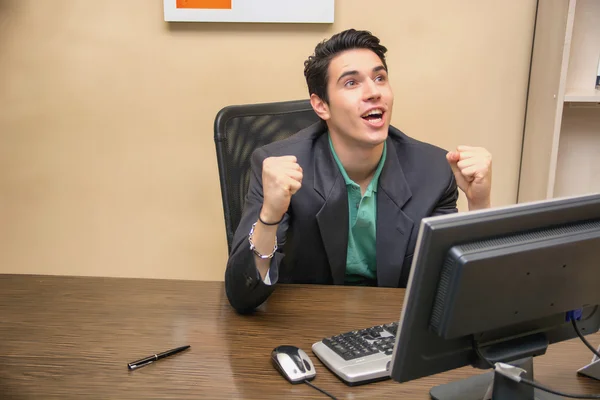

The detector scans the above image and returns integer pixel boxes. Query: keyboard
[311,322,398,386]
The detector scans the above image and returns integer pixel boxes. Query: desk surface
[0,275,599,399]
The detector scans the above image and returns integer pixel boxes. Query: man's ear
[310,94,330,121]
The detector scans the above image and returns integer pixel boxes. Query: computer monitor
[390,193,600,400]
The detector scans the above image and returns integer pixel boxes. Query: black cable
[572,319,600,360]
[304,379,338,400]
[473,341,600,399]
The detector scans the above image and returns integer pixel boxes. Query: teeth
[362,109,383,117]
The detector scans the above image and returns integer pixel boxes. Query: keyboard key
[383,323,398,335]
[321,322,400,362]
[314,322,401,385]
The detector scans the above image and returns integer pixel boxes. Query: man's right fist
[260,156,303,224]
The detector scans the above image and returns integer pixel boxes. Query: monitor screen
[390,193,600,399]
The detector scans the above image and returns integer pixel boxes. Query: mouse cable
[572,319,600,360]
[304,379,338,400]
[474,345,600,399]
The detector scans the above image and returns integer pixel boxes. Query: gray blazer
[225,121,458,313]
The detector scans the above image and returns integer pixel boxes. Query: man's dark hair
[303,29,388,104]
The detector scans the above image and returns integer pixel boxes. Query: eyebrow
[336,65,387,83]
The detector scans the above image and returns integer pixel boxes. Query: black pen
[127,345,191,370]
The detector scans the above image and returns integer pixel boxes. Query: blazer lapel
[313,133,348,285]
[376,138,414,287]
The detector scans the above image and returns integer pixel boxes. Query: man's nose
[363,78,382,101]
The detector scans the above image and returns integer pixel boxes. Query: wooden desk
[0,275,598,399]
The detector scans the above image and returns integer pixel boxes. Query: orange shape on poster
[176,0,232,9]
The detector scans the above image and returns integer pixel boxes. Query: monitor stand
[429,357,561,400]
[577,345,600,381]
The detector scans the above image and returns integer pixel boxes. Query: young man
[225,29,492,313]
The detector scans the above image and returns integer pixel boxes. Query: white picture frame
[164,0,334,23]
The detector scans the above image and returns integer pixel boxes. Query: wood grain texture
[0,275,598,399]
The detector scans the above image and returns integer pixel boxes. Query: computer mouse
[271,345,317,384]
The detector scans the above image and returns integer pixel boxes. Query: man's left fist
[446,146,492,210]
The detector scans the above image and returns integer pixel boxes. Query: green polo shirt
[328,134,387,285]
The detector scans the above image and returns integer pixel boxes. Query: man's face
[312,48,394,148]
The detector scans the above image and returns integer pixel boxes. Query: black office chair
[214,99,321,254]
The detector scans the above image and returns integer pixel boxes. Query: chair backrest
[214,99,321,253]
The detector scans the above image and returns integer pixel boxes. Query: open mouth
[361,108,385,126]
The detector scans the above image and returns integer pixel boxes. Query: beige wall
[0,0,536,280]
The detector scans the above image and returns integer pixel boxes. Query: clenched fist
[446,146,492,210]
[260,156,303,224]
